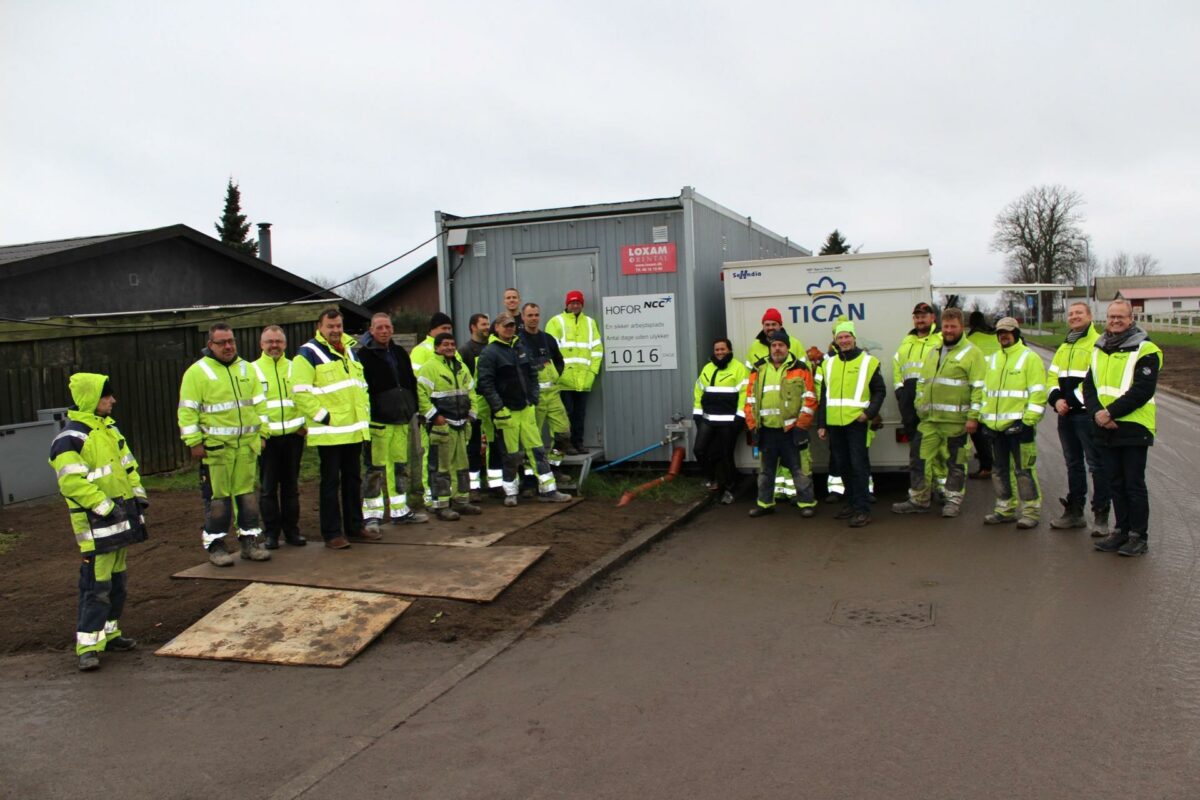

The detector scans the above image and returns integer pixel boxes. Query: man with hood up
[1084,299,1162,557]
[744,308,806,502]
[979,317,1047,529]
[49,373,148,671]
[178,322,270,565]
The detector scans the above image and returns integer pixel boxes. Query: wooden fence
[2,359,193,475]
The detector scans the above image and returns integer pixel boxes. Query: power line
[0,231,444,334]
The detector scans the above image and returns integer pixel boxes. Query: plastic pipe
[616,446,685,507]
[592,439,670,473]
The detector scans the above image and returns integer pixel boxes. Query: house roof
[0,224,371,321]
[1116,286,1200,300]
[365,255,436,308]
[1093,272,1200,301]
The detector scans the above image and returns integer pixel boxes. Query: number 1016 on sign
[607,347,666,370]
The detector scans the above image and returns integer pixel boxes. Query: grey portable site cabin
[433,187,808,464]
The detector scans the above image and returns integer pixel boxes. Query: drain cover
[829,600,934,629]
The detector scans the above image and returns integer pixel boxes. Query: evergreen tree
[214,178,258,257]
[818,229,852,255]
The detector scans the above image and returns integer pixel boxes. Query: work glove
[1004,422,1026,437]
[89,502,128,529]
[135,496,150,509]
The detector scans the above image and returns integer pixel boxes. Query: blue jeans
[1057,413,1111,513]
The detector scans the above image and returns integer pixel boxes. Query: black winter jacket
[355,333,418,424]
[477,334,538,413]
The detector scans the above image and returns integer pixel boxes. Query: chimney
[257,222,272,263]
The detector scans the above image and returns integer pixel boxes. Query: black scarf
[712,353,734,370]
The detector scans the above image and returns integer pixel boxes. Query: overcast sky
[3,1,1197,294]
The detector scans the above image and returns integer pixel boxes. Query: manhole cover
[828,600,934,629]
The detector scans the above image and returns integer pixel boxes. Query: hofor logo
[788,275,865,324]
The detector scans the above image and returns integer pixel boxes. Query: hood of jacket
[69,372,109,415]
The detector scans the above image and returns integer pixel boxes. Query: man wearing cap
[744,308,806,501]
[1046,301,1110,535]
[356,312,427,535]
[418,331,481,520]
[478,313,572,506]
[254,325,307,549]
[893,302,943,502]
[178,322,270,566]
[49,373,148,671]
[980,317,1047,529]
[817,321,886,528]
[892,308,985,518]
[1084,299,1162,557]
[966,310,999,478]
[546,291,603,455]
[744,331,818,517]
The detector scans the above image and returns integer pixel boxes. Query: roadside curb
[267,493,712,800]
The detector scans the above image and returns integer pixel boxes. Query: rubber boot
[1050,497,1086,529]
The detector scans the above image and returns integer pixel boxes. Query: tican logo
[789,275,866,324]
[730,269,762,280]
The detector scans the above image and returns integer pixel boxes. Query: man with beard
[893,302,943,501]
[744,308,806,502]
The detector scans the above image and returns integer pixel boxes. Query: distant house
[0,224,369,325]
[1089,273,1200,316]
[365,256,438,322]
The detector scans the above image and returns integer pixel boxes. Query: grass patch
[0,532,22,555]
[1025,322,1200,351]
[580,470,707,504]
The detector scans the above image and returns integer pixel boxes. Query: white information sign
[600,293,678,371]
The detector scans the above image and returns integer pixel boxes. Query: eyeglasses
[211,338,235,346]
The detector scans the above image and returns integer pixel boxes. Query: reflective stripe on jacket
[289,333,370,444]
[745,356,816,431]
[1047,325,1101,411]
[892,329,943,390]
[178,354,266,448]
[1089,339,1162,436]
[915,339,985,423]
[981,341,1047,431]
[254,354,304,436]
[744,332,805,371]
[822,352,880,427]
[417,355,475,426]
[545,312,602,392]
[693,359,749,424]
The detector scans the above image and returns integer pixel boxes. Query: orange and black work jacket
[744,354,817,432]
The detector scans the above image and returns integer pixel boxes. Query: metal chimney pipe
[257,222,272,263]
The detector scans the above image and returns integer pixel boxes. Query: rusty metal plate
[172,543,549,602]
[155,583,410,667]
[828,599,935,629]
[373,497,583,548]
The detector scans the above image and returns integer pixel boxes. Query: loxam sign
[788,275,866,324]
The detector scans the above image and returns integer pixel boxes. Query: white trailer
[723,250,935,472]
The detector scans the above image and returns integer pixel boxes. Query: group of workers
[692,299,1161,550]
[49,289,603,671]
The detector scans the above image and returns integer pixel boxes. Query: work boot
[538,491,572,503]
[1091,507,1110,538]
[849,513,871,528]
[469,490,483,503]
[239,535,272,561]
[748,505,773,517]
[78,652,100,672]
[1093,529,1129,552]
[1050,498,1087,529]
[207,540,235,567]
[394,511,429,525]
[1117,533,1149,557]
[941,502,962,518]
[106,636,137,652]
[797,506,815,518]
[720,490,735,505]
[983,513,1017,525]
[324,536,351,550]
[891,500,930,515]
[284,531,307,546]
[452,501,482,515]
[264,534,280,550]
[554,472,578,491]
[350,525,383,542]
[1016,516,1039,530]
[503,496,518,508]
[436,507,460,522]
[834,506,854,519]
[824,493,843,504]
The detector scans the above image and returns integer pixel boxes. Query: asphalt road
[3,390,1198,799]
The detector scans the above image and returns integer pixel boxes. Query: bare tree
[308,272,379,305]
[990,185,1088,322]
[1105,252,1132,277]
[1132,252,1160,276]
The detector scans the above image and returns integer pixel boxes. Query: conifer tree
[818,229,852,256]
[214,178,258,257]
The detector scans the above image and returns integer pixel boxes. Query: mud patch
[829,599,934,629]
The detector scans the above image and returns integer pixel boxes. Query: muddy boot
[891,500,930,514]
[239,535,271,561]
[436,507,460,521]
[503,495,518,508]
[394,511,429,525]
[1050,498,1086,529]
[1016,516,1039,530]
[1091,507,1110,538]
[941,502,962,518]
[748,505,774,517]
[452,501,482,516]
[207,540,235,567]
[554,472,578,491]
[983,513,1016,525]
[538,491,572,503]
[106,636,137,652]
[78,652,100,672]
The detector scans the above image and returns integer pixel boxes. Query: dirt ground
[1158,344,1200,397]
[0,485,693,655]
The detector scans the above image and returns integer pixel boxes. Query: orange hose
[616,446,685,507]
